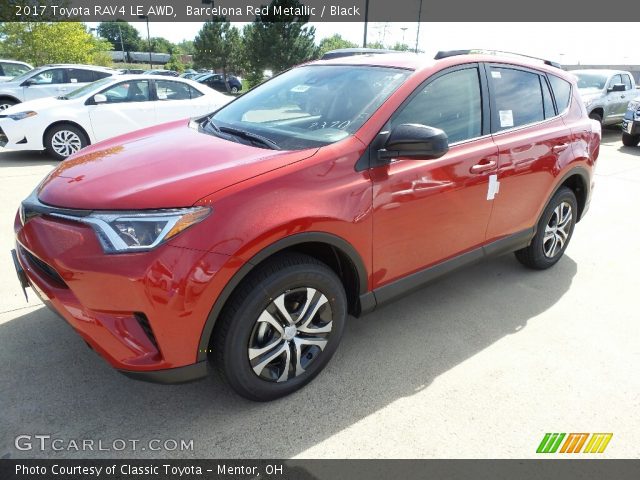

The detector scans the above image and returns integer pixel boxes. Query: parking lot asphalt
[0,129,639,459]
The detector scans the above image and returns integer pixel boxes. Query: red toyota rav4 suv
[12,51,600,401]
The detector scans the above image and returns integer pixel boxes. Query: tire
[622,132,640,147]
[515,187,578,270]
[230,86,239,94]
[44,123,89,160]
[212,253,347,401]
[589,112,603,126]
[0,99,18,111]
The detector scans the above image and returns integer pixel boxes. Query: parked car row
[570,68,640,147]
[0,73,231,159]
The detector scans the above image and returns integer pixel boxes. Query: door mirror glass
[379,123,449,160]
[93,94,107,104]
[608,83,626,93]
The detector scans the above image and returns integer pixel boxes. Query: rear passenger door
[484,64,574,242]
[154,80,208,123]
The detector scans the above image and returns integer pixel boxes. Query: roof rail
[434,49,562,69]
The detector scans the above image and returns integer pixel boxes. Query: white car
[0,75,232,159]
[0,64,117,111]
[0,60,33,82]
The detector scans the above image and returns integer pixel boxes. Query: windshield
[209,65,411,150]
[62,77,114,99]
[574,72,608,90]
[9,66,44,84]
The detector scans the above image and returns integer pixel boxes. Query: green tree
[0,22,112,66]
[165,53,185,73]
[365,41,385,49]
[389,42,410,51]
[151,37,175,54]
[97,21,141,52]
[318,34,358,57]
[193,18,242,92]
[243,0,317,87]
[176,40,195,55]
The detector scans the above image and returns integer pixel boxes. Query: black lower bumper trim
[119,361,209,384]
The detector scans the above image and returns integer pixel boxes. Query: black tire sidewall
[45,124,88,160]
[530,187,578,268]
[622,132,640,147]
[219,263,347,401]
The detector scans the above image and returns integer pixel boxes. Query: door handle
[552,143,570,153]
[470,159,496,174]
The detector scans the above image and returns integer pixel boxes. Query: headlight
[51,207,211,253]
[7,111,37,121]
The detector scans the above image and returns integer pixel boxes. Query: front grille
[134,312,159,350]
[20,247,67,288]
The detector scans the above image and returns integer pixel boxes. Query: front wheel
[515,187,578,270]
[44,124,88,160]
[622,132,640,147]
[212,253,347,401]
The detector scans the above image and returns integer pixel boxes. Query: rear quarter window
[548,74,572,113]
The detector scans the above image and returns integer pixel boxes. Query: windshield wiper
[201,118,280,150]
[219,126,280,150]
[57,95,69,100]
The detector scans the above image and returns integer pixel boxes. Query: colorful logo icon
[536,433,613,454]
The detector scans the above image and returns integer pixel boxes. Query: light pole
[363,0,369,48]
[415,0,423,53]
[139,15,152,69]
[116,23,126,63]
[400,27,408,46]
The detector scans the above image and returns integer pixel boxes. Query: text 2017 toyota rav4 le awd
[12,52,600,401]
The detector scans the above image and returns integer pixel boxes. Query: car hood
[2,96,72,115]
[37,120,318,210]
[577,88,604,98]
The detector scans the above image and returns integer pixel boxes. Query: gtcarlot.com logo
[15,435,194,452]
[536,433,613,454]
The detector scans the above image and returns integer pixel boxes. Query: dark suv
[12,51,600,401]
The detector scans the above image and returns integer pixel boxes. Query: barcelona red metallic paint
[13,53,599,380]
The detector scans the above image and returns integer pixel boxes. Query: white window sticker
[491,71,502,79]
[487,174,500,200]
[499,110,514,128]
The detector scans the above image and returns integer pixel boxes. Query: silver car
[571,69,637,126]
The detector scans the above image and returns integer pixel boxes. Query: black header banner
[1,459,640,480]
[2,0,640,22]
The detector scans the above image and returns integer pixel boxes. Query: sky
[93,22,639,66]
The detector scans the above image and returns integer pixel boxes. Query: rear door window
[622,74,633,91]
[490,67,544,130]
[67,68,96,84]
[541,77,556,119]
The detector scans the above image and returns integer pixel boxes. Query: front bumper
[622,119,640,136]
[0,119,44,150]
[14,209,235,383]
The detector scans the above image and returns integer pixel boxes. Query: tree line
[0,0,412,88]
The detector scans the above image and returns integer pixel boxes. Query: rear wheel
[230,86,239,94]
[44,124,88,160]
[622,132,640,147]
[515,187,578,270]
[212,253,347,401]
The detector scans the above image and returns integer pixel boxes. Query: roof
[312,51,571,80]
[569,69,632,76]
[0,59,32,66]
[40,64,117,71]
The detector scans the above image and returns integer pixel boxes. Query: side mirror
[378,123,449,161]
[22,79,36,87]
[608,83,626,92]
[93,94,107,104]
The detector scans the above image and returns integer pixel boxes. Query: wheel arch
[539,166,590,229]
[0,94,21,105]
[197,232,369,362]
[43,120,92,148]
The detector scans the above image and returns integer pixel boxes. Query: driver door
[371,65,498,289]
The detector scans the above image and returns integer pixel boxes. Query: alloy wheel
[248,287,333,383]
[543,201,573,258]
[51,130,82,158]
